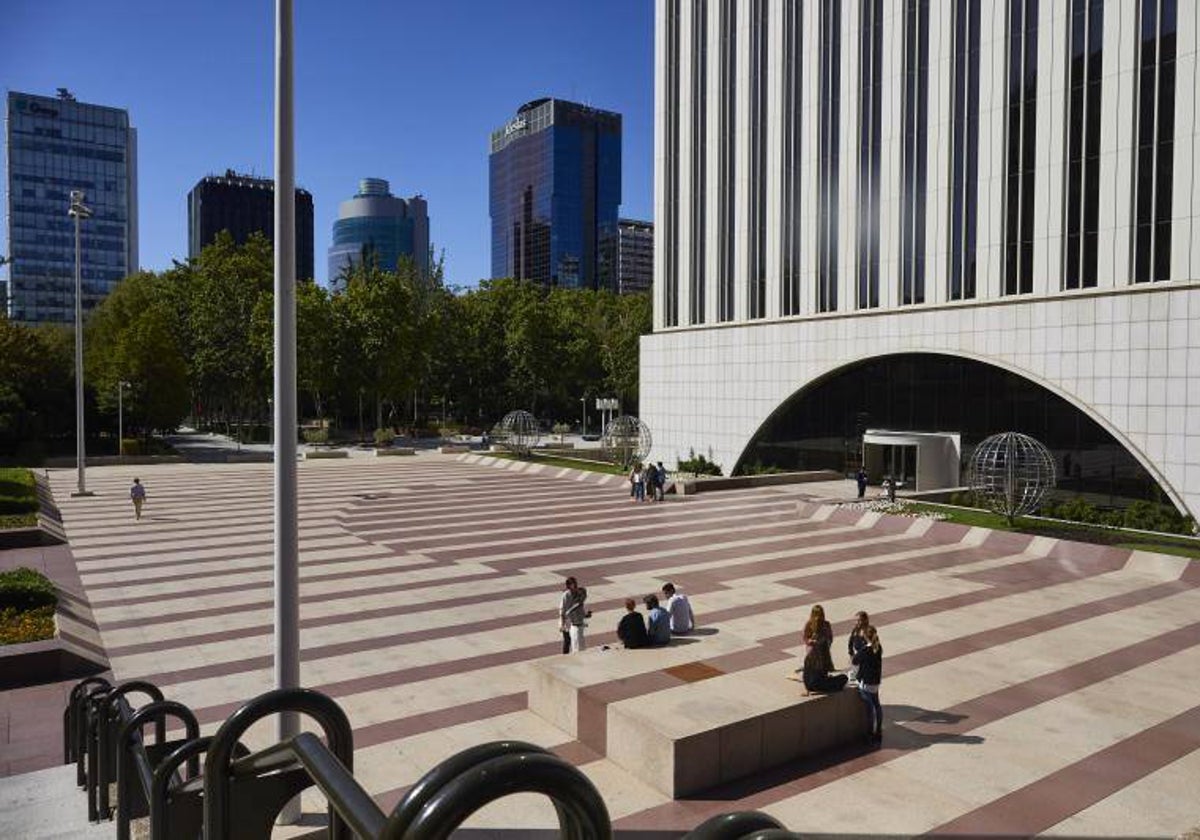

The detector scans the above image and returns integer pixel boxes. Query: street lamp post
[68,191,93,497]
[580,397,587,437]
[117,380,130,458]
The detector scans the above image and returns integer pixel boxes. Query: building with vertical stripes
[642,0,1200,520]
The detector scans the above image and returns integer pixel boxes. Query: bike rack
[95,681,165,819]
[203,687,355,840]
[63,675,110,772]
[384,740,611,839]
[683,810,803,840]
[114,699,201,840]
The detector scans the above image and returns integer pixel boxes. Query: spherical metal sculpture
[600,415,651,469]
[967,432,1057,522]
[493,410,540,457]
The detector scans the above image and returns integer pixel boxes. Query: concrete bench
[529,639,867,797]
[302,449,349,459]
[439,444,471,454]
[375,447,416,456]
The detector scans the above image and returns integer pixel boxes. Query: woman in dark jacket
[852,625,884,743]
[801,604,846,694]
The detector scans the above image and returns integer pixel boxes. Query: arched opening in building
[736,353,1177,510]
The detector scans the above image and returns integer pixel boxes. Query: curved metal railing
[63,678,806,839]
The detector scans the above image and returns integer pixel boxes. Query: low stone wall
[675,469,843,495]
[375,447,416,456]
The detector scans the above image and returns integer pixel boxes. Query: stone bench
[439,444,471,454]
[301,449,349,459]
[529,638,867,797]
[375,447,416,456]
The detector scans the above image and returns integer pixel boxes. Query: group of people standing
[802,605,885,744]
[629,461,667,503]
[558,577,695,653]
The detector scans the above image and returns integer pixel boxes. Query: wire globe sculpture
[600,415,652,469]
[967,432,1057,522]
[493,410,540,457]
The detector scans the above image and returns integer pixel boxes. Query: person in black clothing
[852,625,884,743]
[616,598,649,649]
[802,648,848,695]
[855,467,868,498]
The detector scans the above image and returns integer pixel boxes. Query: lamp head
[68,190,92,218]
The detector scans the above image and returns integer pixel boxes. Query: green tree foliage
[85,271,190,435]
[0,316,74,457]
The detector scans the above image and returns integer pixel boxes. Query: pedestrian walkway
[24,455,1200,837]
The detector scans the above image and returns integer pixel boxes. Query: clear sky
[2,0,654,289]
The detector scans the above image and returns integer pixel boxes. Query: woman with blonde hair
[851,625,884,743]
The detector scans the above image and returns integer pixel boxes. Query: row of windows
[661,0,1183,326]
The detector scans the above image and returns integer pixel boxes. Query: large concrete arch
[639,285,1200,521]
[730,349,1186,515]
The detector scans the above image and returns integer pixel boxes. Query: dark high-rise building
[187,170,314,281]
[5,89,138,324]
[600,218,653,295]
[489,98,621,289]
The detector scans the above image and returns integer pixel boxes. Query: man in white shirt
[661,582,694,634]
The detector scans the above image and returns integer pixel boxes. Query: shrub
[373,427,394,447]
[739,460,785,476]
[947,490,980,508]
[1121,500,1195,535]
[677,448,723,477]
[0,604,56,645]
[0,567,57,611]
[302,428,329,445]
[0,468,38,516]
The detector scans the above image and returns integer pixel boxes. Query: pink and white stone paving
[48,455,1200,837]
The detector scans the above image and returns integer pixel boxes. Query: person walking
[632,463,646,502]
[559,577,589,653]
[855,467,868,499]
[130,477,147,521]
[655,461,667,501]
[645,462,658,503]
[662,582,694,634]
[851,625,884,743]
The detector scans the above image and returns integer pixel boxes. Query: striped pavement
[44,454,1200,837]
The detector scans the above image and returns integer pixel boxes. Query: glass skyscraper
[4,89,137,324]
[327,178,429,289]
[489,98,621,289]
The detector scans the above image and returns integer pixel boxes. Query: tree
[85,272,190,435]
[0,316,73,456]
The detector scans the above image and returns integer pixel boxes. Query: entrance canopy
[862,429,961,492]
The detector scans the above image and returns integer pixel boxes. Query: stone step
[0,764,113,839]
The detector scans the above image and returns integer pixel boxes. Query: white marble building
[642,0,1200,519]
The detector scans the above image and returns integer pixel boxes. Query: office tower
[187,170,314,281]
[5,89,137,324]
[327,178,429,289]
[602,218,653,294]
[489,98,622,289]
[643,0,1200,520]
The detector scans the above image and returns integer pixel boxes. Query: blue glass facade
[5,90,137,324]
[489,99,621,289]
[327,178,429,288]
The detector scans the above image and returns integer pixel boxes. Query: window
[690,0,708,324]
[781,0,803,316]
[664,0,682,324]
[1063,0,1103,289]
[900,0,930,306]
[1003,0,1038,296]
[748,0,769,319]
[817,0,841,313]
[718,0,738,321]
[1132,0,1177,283]
[856,0,883,310]
[949,0,980,300]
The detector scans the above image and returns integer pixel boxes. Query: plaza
[4,453,1199,837]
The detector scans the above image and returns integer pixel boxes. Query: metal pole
[117,382,123,458]
[273,0,300,825]
[581,398,586,437]
[72,201,90,497]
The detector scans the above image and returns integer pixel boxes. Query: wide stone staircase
[0,765,115,839]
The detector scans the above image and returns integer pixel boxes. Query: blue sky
[2,0,654,288]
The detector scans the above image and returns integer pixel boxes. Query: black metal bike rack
[683,810,804,840]
[114,699,204,840]
[60,676,807,840]
[203,687,355,840]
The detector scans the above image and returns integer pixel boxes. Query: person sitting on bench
[617,598,649,649]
